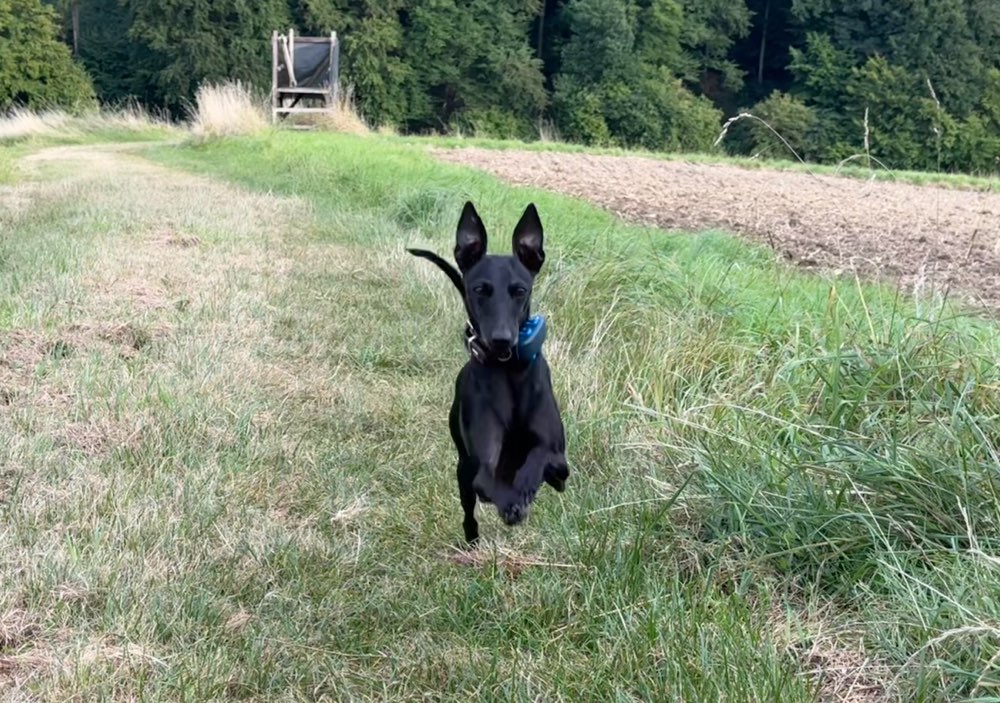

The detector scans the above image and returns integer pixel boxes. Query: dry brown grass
[771,606,894,703]
[323,86,370,135]
[189,81,268,138]
[444,544,578,579]
[0,110,71,141]
[0,104,170,143]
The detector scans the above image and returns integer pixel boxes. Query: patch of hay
[224,610,252,634]
[444,546,577,579]
[771,607,893,703]
[0,609,38,651]
[189,81,268,138]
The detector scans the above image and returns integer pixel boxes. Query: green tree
[51,0,163,106]
[844,54,952,172]
[123,0,291,113]
[290,0,349,31]
[553,0,720,150]
[402,0,546,136]
[551,0,632,143]
[557,0,634,85]
[678,0,751,93]
[785,31,855,159]
[73,0,135,103]
[789,0,997,117]
[741,90,817,159]
[0,0,95,111]
[345,9,409,127]
[291,0,410,127]
[635,0,683,74]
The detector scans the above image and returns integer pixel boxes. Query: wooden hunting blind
[271,29,340,122]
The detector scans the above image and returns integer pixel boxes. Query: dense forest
[3,0,1000,173]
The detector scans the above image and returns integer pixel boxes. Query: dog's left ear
[512,203,544,274]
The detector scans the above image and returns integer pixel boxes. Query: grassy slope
[2,129,998,701]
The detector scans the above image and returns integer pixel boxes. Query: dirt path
[432,147,1000,312]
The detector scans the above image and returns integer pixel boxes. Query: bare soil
[432,148,1000,312]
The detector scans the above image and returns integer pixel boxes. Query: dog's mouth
[487,340,513,361]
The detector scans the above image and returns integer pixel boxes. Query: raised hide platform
[271,29,340,122]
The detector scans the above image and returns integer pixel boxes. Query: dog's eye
[473,284,492,296]
[511,286,528,298]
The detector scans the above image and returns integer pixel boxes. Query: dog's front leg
[465,419,523,527]
[496,447,554,525]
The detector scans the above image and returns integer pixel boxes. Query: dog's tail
[406,248,465,298]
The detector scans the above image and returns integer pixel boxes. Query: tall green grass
[3,129,998,700]
[145,132,1000,700]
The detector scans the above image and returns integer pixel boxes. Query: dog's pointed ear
[512,203,544,274]
[455,201,487,273]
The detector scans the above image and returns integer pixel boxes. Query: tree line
[3,0,999,174]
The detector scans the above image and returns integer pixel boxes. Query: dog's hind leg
[457,457,480,545]
[450,384,481,546]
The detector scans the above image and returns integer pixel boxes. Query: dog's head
[454,201,545,360]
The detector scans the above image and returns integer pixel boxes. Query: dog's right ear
[454,201,487,273]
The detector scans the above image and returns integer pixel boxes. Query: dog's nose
[489,334,513,355]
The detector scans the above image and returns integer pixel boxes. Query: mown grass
[2,129,999,701]
[405,133,1000,192]
[0,147,18,184]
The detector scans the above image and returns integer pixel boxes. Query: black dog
[408,202,569,544]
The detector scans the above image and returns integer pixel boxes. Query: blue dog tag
[517,315,547,363]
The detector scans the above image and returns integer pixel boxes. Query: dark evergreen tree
[678,0,751,95]
[122,0,291,113]
[789,0,998,116]
[553,0,720,150]
[401,0,547,136]
[0,0,95,110]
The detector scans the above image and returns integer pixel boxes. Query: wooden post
[289,28,296,87]
[280,33,296,87]
[330,32,340,110]
[271,30,279,123]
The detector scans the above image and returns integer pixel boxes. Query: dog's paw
[545,475,567,492]
[543,461,569,492]
[463,520,480,546]
[499,499,529,526]
[490,482,531,526]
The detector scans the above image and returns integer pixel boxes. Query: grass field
[2,127,1000,701]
